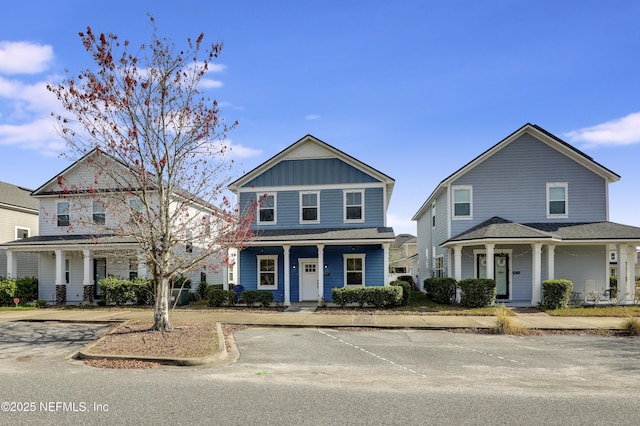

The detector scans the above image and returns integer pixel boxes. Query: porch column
[547,244,555,280]
[137,251,148,279]
[618,245,628,302]
[6,250,16,278]
[82,250,94,302]
[222,248,229,291]
[628,245,637,302]
[283,245,291,306]
[485,243,495,279]
[453,245,462,281]
[383,243,390,286]
[54,250,67,304]
[317,244,325,303]
[531,243,543,305]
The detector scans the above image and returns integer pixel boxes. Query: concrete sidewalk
[0,307,630,330]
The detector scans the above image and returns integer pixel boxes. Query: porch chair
[583,280,600,304]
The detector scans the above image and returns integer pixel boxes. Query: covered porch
[443,217,640,306]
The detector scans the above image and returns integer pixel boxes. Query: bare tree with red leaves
[47,17,254,331]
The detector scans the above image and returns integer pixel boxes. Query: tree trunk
[153,276,173,331]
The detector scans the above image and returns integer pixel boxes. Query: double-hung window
[258,193,276,224]
[93,200,106,224]
[300,192,319,223]
[16,227,29,239]
[344,254,365,286]
[57,202,70,227]
[344,190,364,222]
[435,256,445,277]
[257,255,278,289]
[452,186,472,219]
[547,183,568,218]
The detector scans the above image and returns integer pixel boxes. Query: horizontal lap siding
[451,134,607,237]
[555,245,607,294]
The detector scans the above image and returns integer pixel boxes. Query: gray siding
[243,158,380,187]
[555,245,607,295]
[451,134,608,238]
[416,190,449,287]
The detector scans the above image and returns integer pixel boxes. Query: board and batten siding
[240,187,386,229]
[242,158,380,188]
[450,134,608,238]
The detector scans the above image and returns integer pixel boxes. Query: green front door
[477,253,510,299]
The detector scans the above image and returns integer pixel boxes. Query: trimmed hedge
[458,278,496,308]
[241,290,274,307]
[99,276,153,305]
[542,279,573,310]
[391,280,411,306]
[424,277,457,305]
[207,288,237,307]
[332,286,402,308]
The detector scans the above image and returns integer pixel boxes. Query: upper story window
[257,193,276,224]
[547,183,568,218]
[452,186,472,219]
[300,192,319,223]
[129,199,142,220]
[344,254,366,286]
[129,258,138,280]
[344,190,364,222]
[16,227,29,239]
[185,230,193,253]
[93,200,106,224]
[257,255,278,289]
[204,214,211,235]
[57,202,70,227]
[431,202,436,227]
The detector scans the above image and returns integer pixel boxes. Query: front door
[94,258,107,298]
[477,253,510,299]
[301,261,318,301]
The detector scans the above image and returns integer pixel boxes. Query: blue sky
[1,0,640,235]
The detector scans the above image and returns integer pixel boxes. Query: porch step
[284,303,318,313]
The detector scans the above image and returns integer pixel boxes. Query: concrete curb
[75,321,230,367]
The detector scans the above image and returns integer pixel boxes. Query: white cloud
[227,139,262,158]
[305,114,321,120]
[386,212,415,235]
[0,117,65,156]
[0,41,54,75]
[565,112,640,147]
[199,78,223,89]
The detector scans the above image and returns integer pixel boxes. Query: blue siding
[243,158,380,187]
[450,134,608,238]
[239,245,386,303]
[240,187,386,229]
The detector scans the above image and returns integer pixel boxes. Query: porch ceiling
[444,216,640,246]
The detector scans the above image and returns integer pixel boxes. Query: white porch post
[485,243,495,279]
[317,244,325,303]
[137,251,148,279]
[283,245,291,306]
[55,250,66,286]
[383,243,390,286]
[453,245,462,281]
[618,245,628,301]
[547,244,555,280]
[82,250,92,286]
[532,243,543,305]
[6,250,16,278]
[628,245,637,303]
[222,248,230,291]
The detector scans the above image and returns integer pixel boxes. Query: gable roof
[412,123,620,220]
[0,181,38,213]
[228,134,395,204]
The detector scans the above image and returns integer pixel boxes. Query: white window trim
[257,255,278,289]
[93,200,106,224]
[546,182,568,218]
[434,255,445,277]
[57,201,70,227]
[299,191,320,224]
[343,253,366,287]
[343,189,365,223]
[257,192,277,225]
[15,226,30,239]
[451,185,473,220]
[431,202,436,228]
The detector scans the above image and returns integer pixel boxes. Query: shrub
[332,286,402,308]
[391,280,411,306]
[99,276,135,306]
[34,299,49,309]
[458,278,496,308]
[608,276,618,299]
[207,288,227,307]
[623,317,640,336]
[542,279,573,310]
[0,278,18,306]
[424,277,457,305]
[493,304,527,335]
[198,281,209,299]
[131,277,154,305]
[15,277,38,304]
[241,290,273,307]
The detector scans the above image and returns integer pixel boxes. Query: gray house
[412,123,640,306]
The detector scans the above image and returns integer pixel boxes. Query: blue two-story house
[228,135,395,306]
[413,123,640,306]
